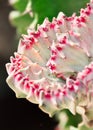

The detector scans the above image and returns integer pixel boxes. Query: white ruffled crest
[6,0,93,124]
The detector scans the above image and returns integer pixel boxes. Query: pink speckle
[51,55,56,61]
[85,4,91,15]
[75,80,80,86]
[51,49,57,55]
[29,81,34,84]
[56,45,63,51]
[45,93,51,99]
[49,64,56,71]
[57,20,63,25]
[34,84,39,89]
[31,30,41,38]
[80,16,86,23]
[68,85,75,91]
[62,89,67,96]
[31,87,35,93]
[21,40,25,46]
[86,67,92,74]
[55,89,61,97]
[42,27,48,32]
[25,44,31,49]
[50,23,55,29]
[14,72,23,81]
[59,36,67,44]
[14,72,22,78]
[17,75,23,81]
[29,37,35,45]
[10,67,15,72]
[25,83,30,89]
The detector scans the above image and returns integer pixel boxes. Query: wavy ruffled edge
[6,0,93,120]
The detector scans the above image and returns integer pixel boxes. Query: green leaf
[10,0,29,12]
[10,11,37,34]
[9,0,89,34]
[9,0,37,34]
[70,126,78,130]
[31,0,89,24]
[79,125,93,130]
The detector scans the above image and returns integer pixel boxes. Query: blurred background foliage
[9,0,89,34]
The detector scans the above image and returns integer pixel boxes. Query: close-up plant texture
[4,0,93,130]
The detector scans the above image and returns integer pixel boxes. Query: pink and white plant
[6,0,93,128]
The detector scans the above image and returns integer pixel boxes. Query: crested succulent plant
[6,0,93,128]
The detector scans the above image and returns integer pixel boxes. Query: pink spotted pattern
[6,1,93,125]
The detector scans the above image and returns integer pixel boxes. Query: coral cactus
[6,0,93,128]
